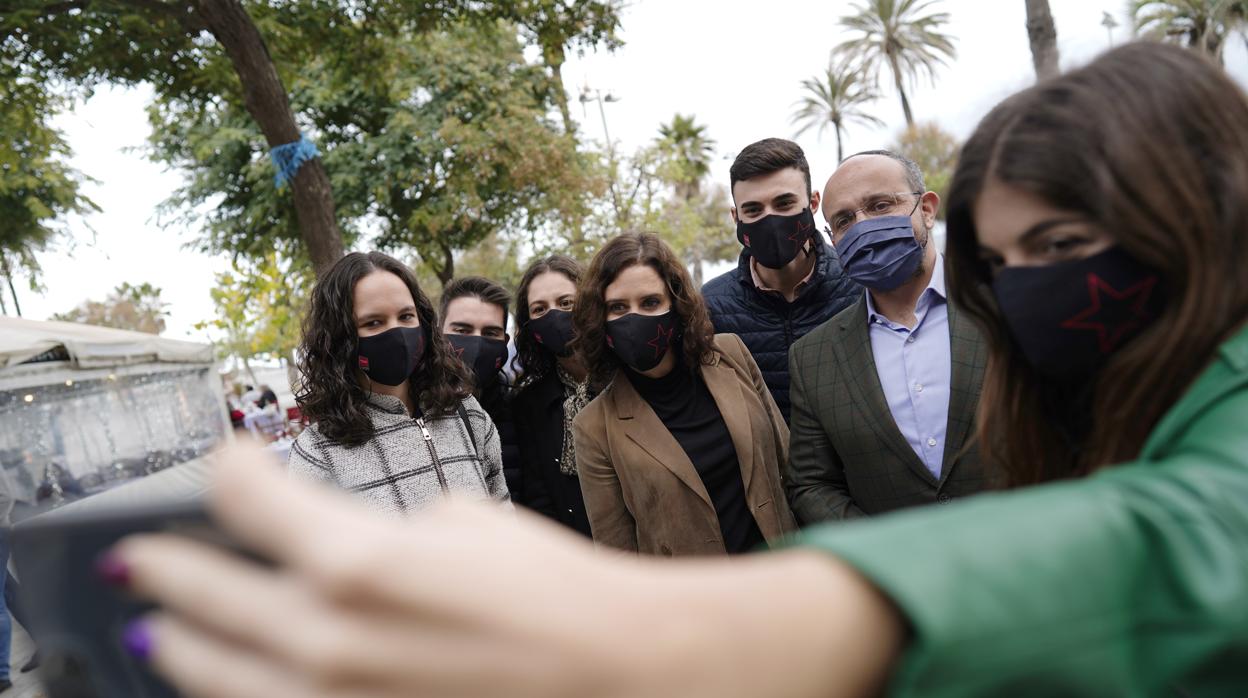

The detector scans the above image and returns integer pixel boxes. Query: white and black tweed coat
[287,394,512,516]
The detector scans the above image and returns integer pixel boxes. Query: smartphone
[11,498,249,698]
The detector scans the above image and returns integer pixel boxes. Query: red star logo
[646,322,674,358]
[790,218,812,242]
[606,335,614,348]
[452,345,466,358]
[534,331,544,344]
[1060,273,1158,353]
[358,356,369,370]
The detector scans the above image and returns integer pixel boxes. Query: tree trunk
[886,53,914,127]
[436,243,455,286]
[191,0,345,277]
[1025,0,1061,81]
[834,121,844,163]
[0,258,20,317]
[546,47,575,136]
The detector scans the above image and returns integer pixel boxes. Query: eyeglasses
[824,191,923,239]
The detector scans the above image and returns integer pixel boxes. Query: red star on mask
[789,217,812,242]
[452,345,466,358]
[1060,272,1159,353]
[646,322,675,358]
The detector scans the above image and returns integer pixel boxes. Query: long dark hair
[296,251,472,446]
[945,42,1248,485]
[513,254,583,387]
[573,232,716,391]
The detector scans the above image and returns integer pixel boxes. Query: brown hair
[729,138,812,199]
[945,42,1248,485]
[439,276,511,331]
[296,251,472,447]
[572,233,717,390]
[514,254,584,386]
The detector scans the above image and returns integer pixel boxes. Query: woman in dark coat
[510,255,593,536]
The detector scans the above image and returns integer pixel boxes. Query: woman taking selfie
[511,255,595,535]
[571,232,795,555]
[288,251,510,515]
[115,43,1247,697]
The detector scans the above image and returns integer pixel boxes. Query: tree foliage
[890,121,960,220]
[791,59,884,162]
[1130,0,1248,63]
[0,67,99,312]
[196,251,310,365]
[52,282,170,334]
[837,0,957,127]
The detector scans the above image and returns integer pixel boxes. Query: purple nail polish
[121,619,153,661]
[95,553,130,587]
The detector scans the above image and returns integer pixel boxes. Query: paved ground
[7,623,45,698]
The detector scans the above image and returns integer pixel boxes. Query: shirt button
[906,335,916,343]
[915,383,924,393]
[927,437,937,447]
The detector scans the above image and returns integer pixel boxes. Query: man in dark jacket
[702,138,860,421]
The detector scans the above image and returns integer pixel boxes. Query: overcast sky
[13,0,1248,342]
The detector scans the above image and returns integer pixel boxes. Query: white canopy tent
[0,317,229,518]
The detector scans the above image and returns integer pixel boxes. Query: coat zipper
[416,417,450,494]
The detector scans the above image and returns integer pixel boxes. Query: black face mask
[527,308,576,357]
[605,310,681,372]
[992,246,1162,379]
[447,334,508,390]
[357,326,426,387]
[736,208,817,269]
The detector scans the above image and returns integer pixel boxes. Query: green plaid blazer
[785,294,995,524]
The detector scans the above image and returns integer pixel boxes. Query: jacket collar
[364,393,408,415]
[605,351,764,508]
[735,240,840,304]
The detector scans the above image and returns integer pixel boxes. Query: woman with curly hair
[288,251,511,515]
[571,233,796,555]
[510,255,594,535]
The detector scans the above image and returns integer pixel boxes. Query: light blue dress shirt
[864,256,951,480]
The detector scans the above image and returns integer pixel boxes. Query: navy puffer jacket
[701,243,861,421]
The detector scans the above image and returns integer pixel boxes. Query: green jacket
[798,323,1248,696]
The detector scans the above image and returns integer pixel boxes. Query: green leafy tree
[1130,0,1248,63]
[645,185,738,287]
[652,115,734,285]
[657,114,716,202]
[52,282,170,334]
[197,251,310,381]
[2,0,349,275]
[890,122,961,220]
[503,0,624,135]
[0,72,98,316]
[791,60,885,161]
[837,0,957,127]
[151,19,591,286]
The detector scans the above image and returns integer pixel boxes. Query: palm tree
[1130,0,1248,64]
[1025,0,1061,81]
[791,61,885,162]
[657,114,716,203]
[837,0,957,127]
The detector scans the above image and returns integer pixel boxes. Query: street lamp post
[1101,11,1119,47]
[579,86,626,227]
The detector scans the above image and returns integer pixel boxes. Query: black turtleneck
[625,364,764,554]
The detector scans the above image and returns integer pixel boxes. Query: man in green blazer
[786,152,995,523]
